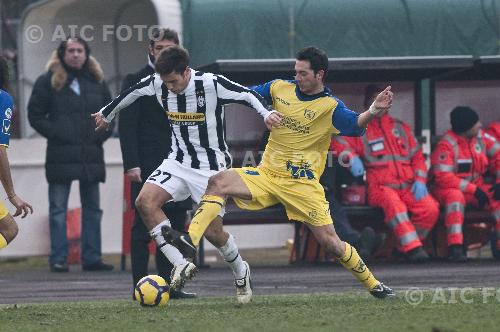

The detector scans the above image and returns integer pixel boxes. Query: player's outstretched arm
[0,147,33,218]
[216,75,283,129]
[357,86,393,128]
[92,74,158,132]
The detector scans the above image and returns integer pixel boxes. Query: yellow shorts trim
[233,167,332,226]
[0,202,8,219]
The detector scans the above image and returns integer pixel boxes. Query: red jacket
[431,130,500,194]
[485,122,500,141]
[332,114,427,188]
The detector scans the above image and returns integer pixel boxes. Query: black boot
[448,245,467,262]
[357,227,376,258]
[161,226,197,259]
[406,246,429,263]
[170,289,197,299]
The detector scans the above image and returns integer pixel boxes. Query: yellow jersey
[252,79,364,179]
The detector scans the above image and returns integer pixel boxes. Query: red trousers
[433,183,500,248]
[368,185,440,253]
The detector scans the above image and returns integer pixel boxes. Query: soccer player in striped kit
[93,45,282,303]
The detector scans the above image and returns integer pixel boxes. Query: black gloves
[490,183,500,201]
[474,187,489,209]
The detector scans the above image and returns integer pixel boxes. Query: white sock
[150,220,188,267]
[217,233,246,279]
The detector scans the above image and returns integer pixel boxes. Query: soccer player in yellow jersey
[163,47,395,299]
[0,56,34,250]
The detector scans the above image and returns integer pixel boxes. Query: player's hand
[9,195,33,218]
[91,112,109,132]
[265,111,283,130]
[126,168,142,183]
[373,86,393,111]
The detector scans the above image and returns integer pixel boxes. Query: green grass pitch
[1,291,499,332]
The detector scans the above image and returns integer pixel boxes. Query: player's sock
[0,233,7,249]
[189,195,224,246]
[216,233,246,279]
[339,242,379,291]
[150,220,188,266]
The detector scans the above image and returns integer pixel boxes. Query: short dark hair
[0,55,9,92]
[149,28,180,47]
[155,45,189,76]
[296,46,329,81]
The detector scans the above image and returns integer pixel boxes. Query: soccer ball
[134,275,170,306]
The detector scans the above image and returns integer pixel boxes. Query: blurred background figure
[0,55,33,250]
[27,37,114,272]
[332,85,439,263]
[118,28,195,299]
[485,121,500,141]
[431,107,500,261]
[321,148,385,260]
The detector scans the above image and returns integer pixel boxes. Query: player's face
[150,39,177,59]
[64,40,86,70]
[161,67,191,94]
[294,60,324,95]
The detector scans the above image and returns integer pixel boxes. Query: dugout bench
[194,202,495,266]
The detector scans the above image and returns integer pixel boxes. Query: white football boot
[235,261,253,304]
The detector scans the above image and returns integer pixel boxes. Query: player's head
[57,36,90,70]
[364,84,387,117]
[450,106,481,138]
[149,28,179,61]
[0,55,9,92]
[295,47,328,94]
[155,45,191,94]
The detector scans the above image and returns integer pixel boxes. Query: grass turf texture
[0,291,498,332]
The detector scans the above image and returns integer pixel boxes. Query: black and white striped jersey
[100,69,271,171]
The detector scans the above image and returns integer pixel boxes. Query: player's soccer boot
[170,289,197,299]
[369,282,396,299]
[161,226,197,260]
[235,261,253,304]
[170,261,198,290]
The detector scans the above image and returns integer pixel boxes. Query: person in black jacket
[119,28,195,299]
[28,37,114,272]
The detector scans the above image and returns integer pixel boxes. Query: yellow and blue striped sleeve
[250,80,277,105]
[331,97,365,137]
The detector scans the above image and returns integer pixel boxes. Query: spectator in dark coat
[28,37,114,272]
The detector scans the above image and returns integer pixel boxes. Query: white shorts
[146,158,225,216]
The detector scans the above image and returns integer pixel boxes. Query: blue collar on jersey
[292,80,332,101]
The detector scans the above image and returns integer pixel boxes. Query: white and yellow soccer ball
[134,275,170,306]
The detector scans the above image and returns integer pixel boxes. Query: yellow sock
[0,233,7,249]
[338,242,379,291]
[189,195,224,246]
